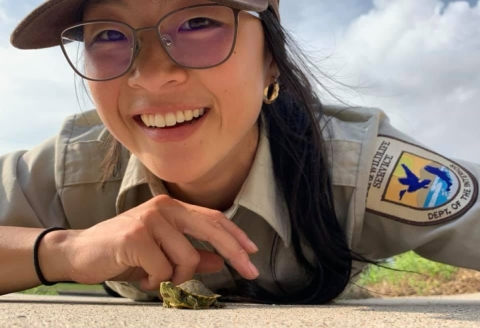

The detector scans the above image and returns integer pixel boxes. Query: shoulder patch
[366,136,478,225]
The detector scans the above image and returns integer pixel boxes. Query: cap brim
[10,0,275,50]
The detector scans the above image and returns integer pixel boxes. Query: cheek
[209,68,263,131]
[87,81,121,126]
[218,22,267,115]
[208,39,266,123]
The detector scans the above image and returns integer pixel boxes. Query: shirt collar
[116,125,291,247]
[235,127,291,246]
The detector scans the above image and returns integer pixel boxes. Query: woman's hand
[52,195,259,291]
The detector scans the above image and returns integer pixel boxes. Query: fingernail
[247,240,259,253]
[249,261,259,278]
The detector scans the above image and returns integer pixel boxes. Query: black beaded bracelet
[33,226,67,286]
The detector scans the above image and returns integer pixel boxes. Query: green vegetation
[356,251,459,296]
[358,251,458,285]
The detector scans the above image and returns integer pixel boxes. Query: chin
[150,163,208,185]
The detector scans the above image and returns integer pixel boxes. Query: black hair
[223,6,357,304]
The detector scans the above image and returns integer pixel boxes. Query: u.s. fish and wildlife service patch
[366,136,478,225]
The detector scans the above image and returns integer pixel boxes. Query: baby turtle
[160,280,224,309]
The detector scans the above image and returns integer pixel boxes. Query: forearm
[0,227,70,295]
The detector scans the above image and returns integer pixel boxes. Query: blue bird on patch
[398,164,432,200]
[424,165,452,192]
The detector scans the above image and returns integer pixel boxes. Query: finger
[151,219,203,285]
[158,202,259,280]
[133,238,173,290]
[210,214,259,254]
[196,250,224,274]
[175,199,259,254]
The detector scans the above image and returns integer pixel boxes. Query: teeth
[155,114,166,128]
[140,108,206,128]
[176,111,185,123]
[165,113,176,127]
[140,115,150,127]
[184,110,193,121]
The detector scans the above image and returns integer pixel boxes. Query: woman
[1,0,479,304]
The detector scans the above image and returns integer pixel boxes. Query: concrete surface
[1,292,480,327]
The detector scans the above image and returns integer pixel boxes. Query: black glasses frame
[60,4,255,82]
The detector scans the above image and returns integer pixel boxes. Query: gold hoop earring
[263,81,280,104]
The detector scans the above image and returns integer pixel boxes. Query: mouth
[135,107,209,129]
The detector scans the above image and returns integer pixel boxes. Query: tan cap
[10,0,280,50]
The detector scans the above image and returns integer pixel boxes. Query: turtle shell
[177,280,221,299]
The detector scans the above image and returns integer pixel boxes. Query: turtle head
[160,281,180,301]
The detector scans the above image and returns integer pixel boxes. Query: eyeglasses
[60,4,260,82]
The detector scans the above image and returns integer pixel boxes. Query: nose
[127,30,188,92]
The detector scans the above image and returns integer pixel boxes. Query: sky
[0,0,479,164]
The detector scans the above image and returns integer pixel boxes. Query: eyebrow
[89,0,198,8]
[86,0,127,9]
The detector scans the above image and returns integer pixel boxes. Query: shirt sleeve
[356,114,480,270]
[0,137,67,228]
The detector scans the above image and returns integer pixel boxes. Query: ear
[264,52,280,88]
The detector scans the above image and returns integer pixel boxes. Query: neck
[165,125,260,212]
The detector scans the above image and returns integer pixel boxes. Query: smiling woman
[1,0,480,306]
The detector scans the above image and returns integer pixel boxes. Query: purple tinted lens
[62,22,134,80]
[159,6,236,68]
[60,6,237,80]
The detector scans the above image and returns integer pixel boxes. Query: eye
[179,17,219,31]
[95,30,127,42]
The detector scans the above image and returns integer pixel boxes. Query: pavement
[1,292,480,327]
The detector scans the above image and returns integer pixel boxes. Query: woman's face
[84,0,276,185]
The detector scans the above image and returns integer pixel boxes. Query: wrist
[37,228,73,283]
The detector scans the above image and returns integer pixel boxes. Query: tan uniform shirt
[1,105,478,301]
